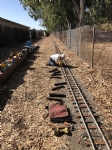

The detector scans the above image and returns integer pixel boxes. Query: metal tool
[52,126,70,136]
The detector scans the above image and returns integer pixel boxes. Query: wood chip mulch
[1,35,112,150]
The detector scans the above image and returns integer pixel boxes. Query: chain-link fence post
[69,23,71,49]
[66,30,67,46]
[92,27,95,68]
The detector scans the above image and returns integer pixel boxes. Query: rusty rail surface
[52,37,111,150]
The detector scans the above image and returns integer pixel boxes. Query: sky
[0,0,45,30]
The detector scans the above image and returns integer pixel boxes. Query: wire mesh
[66,29,70,48]
[94,29,112,82]
[53,25,112,83]
[54,26,94,67]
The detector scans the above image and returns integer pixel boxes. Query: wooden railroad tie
[49,68,58,72]
[52,71,61,74]
[86,141,112,146]
[76,114,98,118]
[76,97,84,101]
[74,104,87,108]
[50,76,61,79]
[73,92,80,94]
[49,93,66,97]
[54,82,67,86]
[51,73,62,76]
[78,126,104,129]
[46,97,63,102]
[52,85,65,91]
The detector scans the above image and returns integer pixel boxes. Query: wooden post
[92,27,95,68]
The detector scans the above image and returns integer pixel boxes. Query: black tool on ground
[50,117,73,123]
[52,85,65,91]
[51,73,62,76]
[47,97,64,102]
[45,106,49,109]
[50,76,61,79]
[49,93,66,97]
[52,126,71,136]
[49,68,58,72]
[52,71,61,74]
[54,82,67,86]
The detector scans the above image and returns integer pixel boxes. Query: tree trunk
[71,0,85,27]
[79,0,85,27]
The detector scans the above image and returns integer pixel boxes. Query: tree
[19,0,79,31]
[19,0,112,32]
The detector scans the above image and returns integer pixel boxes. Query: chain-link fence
[68,26,94,67]
[94,29,112,82]
[53,25,112,82]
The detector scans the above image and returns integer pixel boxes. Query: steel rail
[52,37,111,150]
[62,67,111,150]
[61,67,96,150]
[67,68,111,150]
[52,39,97,149]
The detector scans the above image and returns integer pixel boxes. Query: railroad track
[52,37,111,150]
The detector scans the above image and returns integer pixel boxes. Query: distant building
[0,17,30,29]
[0,17,30,46]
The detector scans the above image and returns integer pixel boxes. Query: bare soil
[1,35,112,150]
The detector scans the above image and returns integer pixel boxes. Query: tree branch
[71,0,80,13]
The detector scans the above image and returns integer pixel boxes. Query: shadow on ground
[46,64,78,69]
[63,64,78,69]
[1,45,40,111]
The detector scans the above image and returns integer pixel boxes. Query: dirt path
[1,37,72,150]
[1,36,112,150]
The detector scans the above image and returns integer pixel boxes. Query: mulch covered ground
[1,35,112,150]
